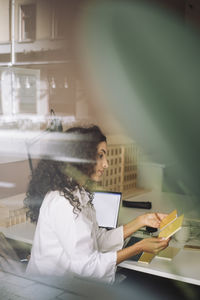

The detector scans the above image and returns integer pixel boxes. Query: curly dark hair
[24,125,107,223]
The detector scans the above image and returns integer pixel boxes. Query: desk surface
[118,191,200,286]
[119,237,200,286]
[118,190,200,225]
[0,222,35,244]
[1,191,200,286]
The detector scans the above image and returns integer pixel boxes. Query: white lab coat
[26,188,124,283]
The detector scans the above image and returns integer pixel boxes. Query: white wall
[137,162,165,192]
[0,160,31,199]
[0,0,10,42]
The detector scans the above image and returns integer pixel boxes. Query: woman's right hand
[137,237,169,255]
[117,236,170,264]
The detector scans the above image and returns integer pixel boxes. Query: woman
[25,125,169,283]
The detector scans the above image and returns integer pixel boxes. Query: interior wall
[0,160,31,199]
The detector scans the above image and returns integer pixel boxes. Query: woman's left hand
[139,213,167,228]
[123,212,168,239]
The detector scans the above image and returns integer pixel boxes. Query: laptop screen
[93,191,122,229]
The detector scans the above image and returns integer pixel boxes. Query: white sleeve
[96,226,124,252]
[51,197,117,283]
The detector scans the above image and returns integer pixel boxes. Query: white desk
[1,192,200,286]
[119,190,200,224]
[119,246,200,286]
[0,222,35,244]
[118,190,200,286]
[0,193,35,244]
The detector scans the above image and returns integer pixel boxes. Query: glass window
[20,4,36,41]
[52,0,66,39]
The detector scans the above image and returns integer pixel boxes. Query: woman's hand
[117,236,170,264]
[137,237,169,254]
[138,213,168,228]
[123,212,168,239]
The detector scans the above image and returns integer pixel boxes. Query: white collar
[73,186,91,207]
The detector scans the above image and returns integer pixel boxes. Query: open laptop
[93,191,122,230]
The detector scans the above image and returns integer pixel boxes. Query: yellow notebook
[158,215,184,239]
[138,211,184,264]
[159,210,177,230]
[156,246,180,260]
[138,252,155,264]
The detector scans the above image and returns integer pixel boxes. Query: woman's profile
[24,125,169,283]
